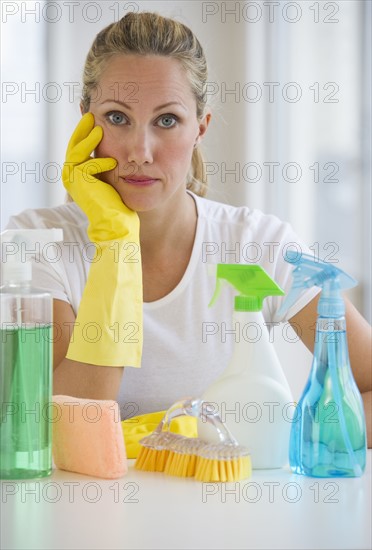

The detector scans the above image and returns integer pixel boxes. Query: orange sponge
[52,395,127,479]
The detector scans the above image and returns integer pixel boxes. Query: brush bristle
[135,434,252,482]
[165,451,195,477]
[194,456,251,482]
[135,447,170,472]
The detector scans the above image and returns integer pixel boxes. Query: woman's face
[88,54,210,213]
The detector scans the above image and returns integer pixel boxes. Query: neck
[139,191,197,256]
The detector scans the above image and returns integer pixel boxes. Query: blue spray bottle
[278,251,367,477]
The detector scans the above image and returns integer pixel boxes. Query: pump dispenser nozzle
[1,228,63,284]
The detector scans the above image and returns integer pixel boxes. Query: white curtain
[2,0,370,324]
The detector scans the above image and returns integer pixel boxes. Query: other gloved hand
[62,113,143,367]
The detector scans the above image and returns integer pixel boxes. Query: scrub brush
[135,398,251,482]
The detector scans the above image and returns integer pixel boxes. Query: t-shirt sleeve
[3,212,72,305]
[249,210,321,323]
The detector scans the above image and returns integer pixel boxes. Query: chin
[117,192,159,214]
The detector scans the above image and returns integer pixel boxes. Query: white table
[1,451,371,550]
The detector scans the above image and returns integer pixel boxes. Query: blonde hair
[80,11,210,196]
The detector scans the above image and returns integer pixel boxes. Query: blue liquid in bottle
[290,318,366,477]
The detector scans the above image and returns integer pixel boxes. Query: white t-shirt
[4,191,319,417]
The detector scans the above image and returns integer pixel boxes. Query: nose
[126,127,154,166]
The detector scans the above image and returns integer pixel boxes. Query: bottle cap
[235,296,262,311]
[1,229,63,284]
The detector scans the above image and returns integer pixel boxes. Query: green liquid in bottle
[0,325,52,479]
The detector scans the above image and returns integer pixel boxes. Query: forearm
[53,358,124,400]
[362,390,372,449]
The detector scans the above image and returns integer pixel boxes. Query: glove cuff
[66,238,143,367]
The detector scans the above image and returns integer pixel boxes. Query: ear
[80,102,86,115]
[195,112,212,146]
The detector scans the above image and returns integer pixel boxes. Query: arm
[289,294,372,447]
[58,113,142,388]
[53,299,124,400]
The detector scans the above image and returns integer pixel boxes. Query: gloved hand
[62,113,143,367]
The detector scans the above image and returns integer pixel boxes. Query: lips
[121,175,159,186]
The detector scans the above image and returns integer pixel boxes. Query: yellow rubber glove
[62,113,143,367]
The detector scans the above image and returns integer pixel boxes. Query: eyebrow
[100,100,188,112]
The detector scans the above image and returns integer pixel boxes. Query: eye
[157,114,179,129]
[106,111,127,125]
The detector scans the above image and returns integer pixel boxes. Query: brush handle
[154,398,239,446]
[155,398,202,433]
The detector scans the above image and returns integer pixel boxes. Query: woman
[5,12,371,444]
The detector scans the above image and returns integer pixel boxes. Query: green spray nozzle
[278,250,357,318]
[209,264,284,312]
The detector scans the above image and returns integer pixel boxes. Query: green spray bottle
[1,228,63,479]
[198,264,295,469]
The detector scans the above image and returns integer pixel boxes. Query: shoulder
[5,202,88,238]
[190,191,293,238]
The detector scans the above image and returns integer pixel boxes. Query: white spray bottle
[198,264,294,469]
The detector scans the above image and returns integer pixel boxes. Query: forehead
[97,54,194,104]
